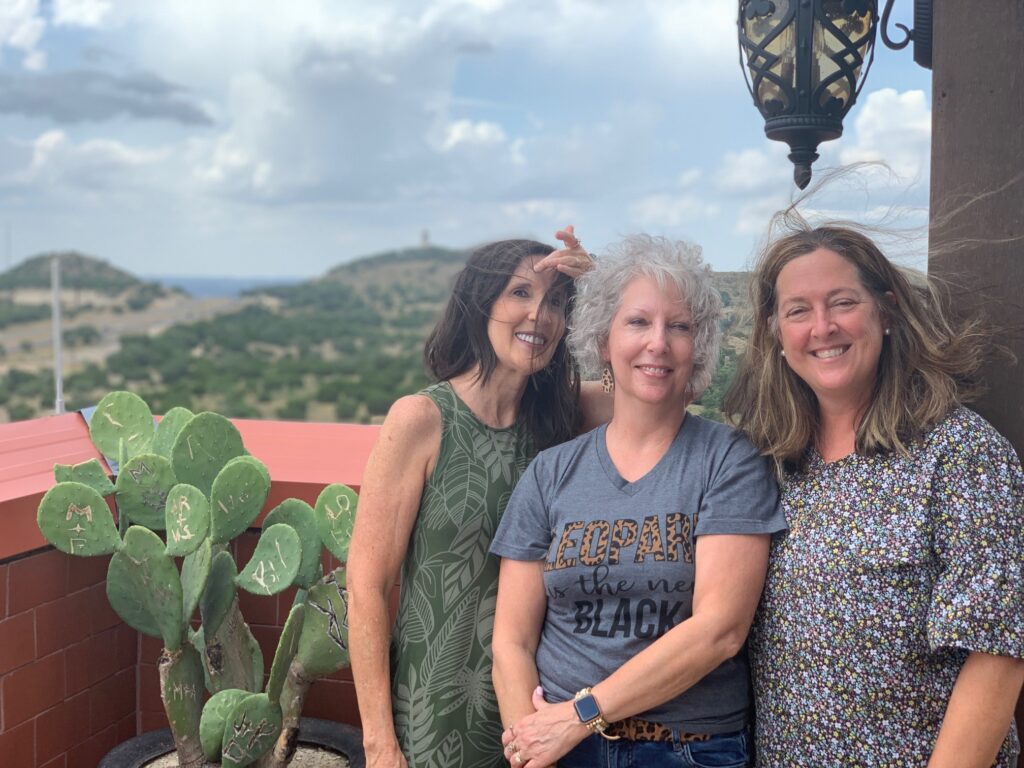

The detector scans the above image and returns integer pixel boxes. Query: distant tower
[420,229,430,248]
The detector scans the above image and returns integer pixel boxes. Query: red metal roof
[0,415,381,562]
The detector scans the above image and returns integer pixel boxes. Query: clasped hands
[501,686,588,768]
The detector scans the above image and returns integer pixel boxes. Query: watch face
[574,694,601,723]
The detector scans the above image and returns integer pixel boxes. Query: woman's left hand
[501,687,587,768]
[532,225,593,279]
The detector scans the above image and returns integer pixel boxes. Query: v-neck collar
[595,416,692,497]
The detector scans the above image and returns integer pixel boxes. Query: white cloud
[839,88,930,181]
[53,0,114,28]
[16,129,169,190]
[716,145,791,195]
[500,198,576,223]
[629,194,718,227]
[439,119,506,151]
[0,0,46,70]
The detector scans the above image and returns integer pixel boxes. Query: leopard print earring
[601,366,614,394]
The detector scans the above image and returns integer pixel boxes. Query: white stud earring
[780,349,786,357]
[884,328,891,336]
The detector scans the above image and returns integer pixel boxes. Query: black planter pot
[98,718,365,768]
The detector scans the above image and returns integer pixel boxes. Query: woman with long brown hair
[725,222,1024,767]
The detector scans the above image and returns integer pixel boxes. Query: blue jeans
[558,728,750,768]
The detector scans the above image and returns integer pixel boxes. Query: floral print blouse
[751,407,1024,767]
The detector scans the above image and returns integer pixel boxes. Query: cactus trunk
[258,659,315,768]
[159,647,209,768]
[203,598,259,694]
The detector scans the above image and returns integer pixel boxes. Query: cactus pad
[115,453,177,530]
[209,458,271,545]
[200,688,250,762]
[314,483,358,562]
[200,550,238,638]
[171,412,245,497]
[90,391,155,461]
[220,693,282,768]
[223,454,271,489]
[181,539,213,627]
[37,482,121,557]
[296,575,350,677]
[152,406,195,458]
[264,499,321,589]
[54,459,115,497]
[236,523,301,596]
[164,484,210,558]
[267,604,305,704]
[107,526,184,650]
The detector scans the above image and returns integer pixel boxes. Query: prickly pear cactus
[115,453,176,530]
[54,459,115,496]
[152,406,194,458]
[236,523,302,597]
[107,526,184,650]
[296,571,351,677]
[210,456,271,544]
[37,482,121,556]
[264,500,322,589]
[200,688,250,762]
[314,483,358,562]
[35,390,364,768]
[90,390,155,461]
[164,483,210,557]
[171,411,245,496]
[221,693,282,768]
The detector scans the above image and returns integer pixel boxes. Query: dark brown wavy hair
[425,239,580,449]
[724,224,989,474]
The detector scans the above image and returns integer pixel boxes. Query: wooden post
[928,2,1024,764]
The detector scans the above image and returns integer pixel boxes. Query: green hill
[0,251,143,293]
[1,245,754,424]
[0,251,179,323]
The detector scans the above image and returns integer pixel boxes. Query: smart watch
[573,688,621,740]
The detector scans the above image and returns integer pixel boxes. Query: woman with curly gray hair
[489,235,785,768]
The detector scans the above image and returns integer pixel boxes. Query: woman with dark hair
[725,223,1024,767]
[348,231,594,768]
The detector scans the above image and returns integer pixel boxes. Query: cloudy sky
[0,0,932,278]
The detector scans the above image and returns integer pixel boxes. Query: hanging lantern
[738,0,878,188]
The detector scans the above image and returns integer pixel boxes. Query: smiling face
[602,275,695,410]
[775,247,888,412]
[486,256,568,379]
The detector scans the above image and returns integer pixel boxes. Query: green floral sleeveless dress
[391,382,535,768]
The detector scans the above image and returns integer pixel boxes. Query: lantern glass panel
[742,0,796,116]
[813,2,874,114]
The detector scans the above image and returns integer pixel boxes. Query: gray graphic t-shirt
[490,414,786,733]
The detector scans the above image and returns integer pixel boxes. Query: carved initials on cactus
[66,503,94,523]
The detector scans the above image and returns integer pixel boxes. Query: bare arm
[927,652,1024,768]
[492,559,548,728]
[507,534,770,768]
[347,395,441,768]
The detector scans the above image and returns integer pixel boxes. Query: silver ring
[514,751,524,765]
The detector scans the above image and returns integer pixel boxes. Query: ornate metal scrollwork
[880,0,932,68]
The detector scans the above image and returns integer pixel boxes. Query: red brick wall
[1,539,368,768]
[0,549,137,768]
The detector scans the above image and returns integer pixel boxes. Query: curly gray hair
[568,234,722,399]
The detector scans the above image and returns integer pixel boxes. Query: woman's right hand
[533,225,593,279]
[364,739,409,768]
